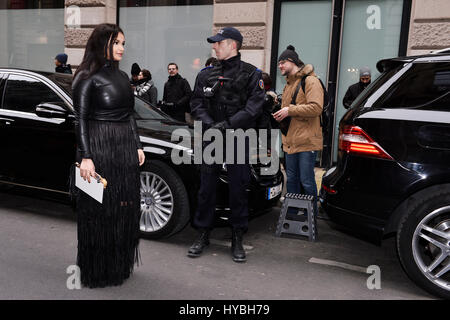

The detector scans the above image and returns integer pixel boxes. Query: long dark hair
[74,23,124,82]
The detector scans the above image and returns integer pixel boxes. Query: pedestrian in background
[135,69,158,106]
[130,62,141,88]
[161,63,192,122]
[72,23,145,288]
[273,45,323,214]
[343,66,371,109]
[189,27,265,263]
[261,72,280,154]
[262,72,278,118]
[54,53,72,74]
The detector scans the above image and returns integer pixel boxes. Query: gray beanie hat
[360,66,371,77]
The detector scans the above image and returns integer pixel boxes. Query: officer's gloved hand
[207,64,223,86]
[211,121,229,132]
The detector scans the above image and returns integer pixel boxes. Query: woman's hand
[80,158,95,183]
[138,149,145,166]
[273,107,289,122]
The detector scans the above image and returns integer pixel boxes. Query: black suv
[320,52,450,298]
[0,68,283,239]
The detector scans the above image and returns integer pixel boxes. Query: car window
[45,73,73,97]
[3,74,65,113]
[134,96,169,120]
[351,66,402,109]
[375,62,450,112]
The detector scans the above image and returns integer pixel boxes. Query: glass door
[275,0,332,91]
[332,0,404,161]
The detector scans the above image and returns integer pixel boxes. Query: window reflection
[119,1,213,100]
[4,75,64,113]
[120,0,213,7]
[3,1,64,9]
[0,3,64,71]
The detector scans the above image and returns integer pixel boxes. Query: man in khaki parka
[273,45,323,209]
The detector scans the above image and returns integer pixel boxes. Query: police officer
[188,27,265,263]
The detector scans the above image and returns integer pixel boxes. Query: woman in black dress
[72,23,145,288]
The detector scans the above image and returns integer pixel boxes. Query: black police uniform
[190,53,265,232]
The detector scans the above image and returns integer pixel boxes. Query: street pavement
[0,189,436,300]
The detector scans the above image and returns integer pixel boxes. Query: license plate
[267,183,282,200]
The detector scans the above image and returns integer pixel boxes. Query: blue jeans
[285,151,318,197]
[285,151,318,216]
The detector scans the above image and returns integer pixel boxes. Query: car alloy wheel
[140,171,174,232]
[412,205,450,292]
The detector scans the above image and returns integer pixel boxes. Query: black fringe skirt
[75,120,141,288]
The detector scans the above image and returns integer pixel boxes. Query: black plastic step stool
[275,193,317,241]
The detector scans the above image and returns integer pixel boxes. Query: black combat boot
[231,228,246,263]
[187,229,210,258]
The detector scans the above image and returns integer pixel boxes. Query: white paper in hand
[75,166,104,203]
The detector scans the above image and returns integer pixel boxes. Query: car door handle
[0,117,15,125]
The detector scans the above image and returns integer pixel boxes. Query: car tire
[139,160,190,239]
[397,186,450,299]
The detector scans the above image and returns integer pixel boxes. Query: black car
[0,68,283,239]
[320,52,450,298]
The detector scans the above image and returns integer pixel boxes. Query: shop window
[333,0,404,161]
[5,1,64,9]
[119,0,214,98]
[275,0,332,91]
[0,3,65,71]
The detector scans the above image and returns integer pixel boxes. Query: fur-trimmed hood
[286,64,315,85]
[280,63,323,153]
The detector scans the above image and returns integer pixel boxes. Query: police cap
[207,27,243,44]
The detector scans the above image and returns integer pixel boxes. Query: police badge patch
[259,79,264,90]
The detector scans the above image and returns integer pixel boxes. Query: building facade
[1,0,449,165]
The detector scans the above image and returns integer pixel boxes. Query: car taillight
[322,184,337,194]
[339,125,393,160]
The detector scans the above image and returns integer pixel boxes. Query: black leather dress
[72,63,141,288]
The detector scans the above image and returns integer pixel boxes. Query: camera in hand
[272,95,291,136]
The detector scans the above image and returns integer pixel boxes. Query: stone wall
[64,1,450,70]
[64,0,273,71]
[407,0,450,55]
[64,0,116,68]
[213,0,273,71]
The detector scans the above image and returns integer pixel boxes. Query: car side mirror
[35,103,70,119]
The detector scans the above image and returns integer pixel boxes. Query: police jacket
[190,54,265,130]
[72,63,142,159]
